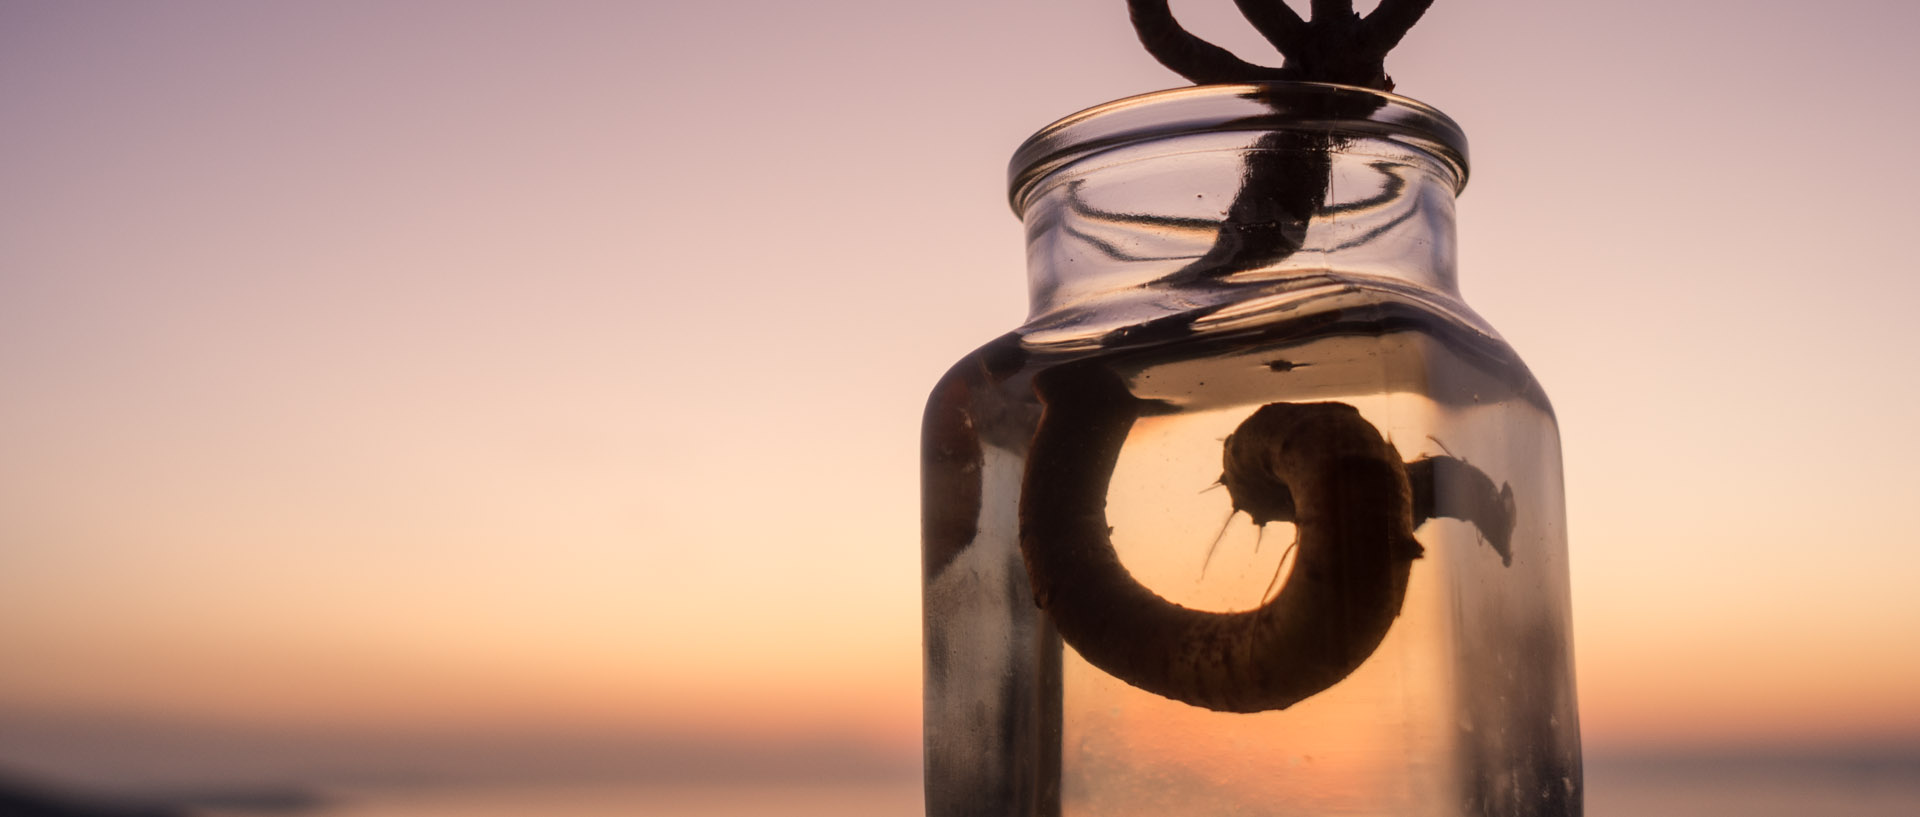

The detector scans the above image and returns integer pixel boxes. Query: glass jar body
[923,84,1580,817]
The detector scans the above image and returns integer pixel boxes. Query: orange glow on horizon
[4,2,1920,788]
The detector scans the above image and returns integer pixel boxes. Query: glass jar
[922,83,1580,817]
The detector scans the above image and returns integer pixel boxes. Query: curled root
[1018,360,1515,712]
[1019,362,1423,712]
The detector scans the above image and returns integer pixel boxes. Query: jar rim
[1007,82,1470,217]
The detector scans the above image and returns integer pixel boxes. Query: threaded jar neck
[1009,83,1468,217]
[1008,83,1473,342]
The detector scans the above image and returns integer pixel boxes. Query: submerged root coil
[1018,361,1512,712]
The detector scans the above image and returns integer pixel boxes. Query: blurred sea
[193,780,925,817]
[179,753,1920,817]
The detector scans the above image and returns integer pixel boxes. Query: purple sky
[3,0,1918,788]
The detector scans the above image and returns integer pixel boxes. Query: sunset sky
[3,0,1918,790]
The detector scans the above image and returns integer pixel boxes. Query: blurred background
[2,1,1917,815]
